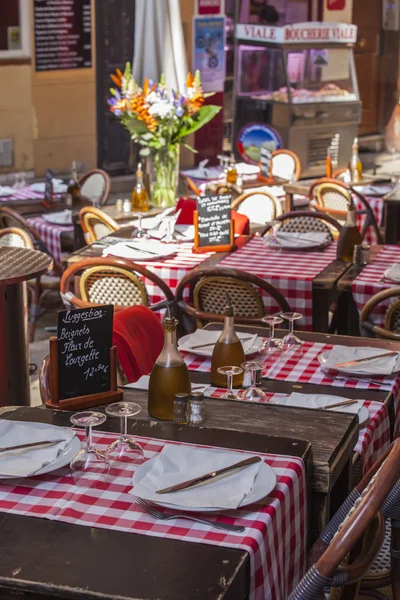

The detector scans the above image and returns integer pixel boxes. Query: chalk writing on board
[196,194,232,248]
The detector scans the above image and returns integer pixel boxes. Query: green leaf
[125,119,150,136]
[139,147,151,156]
[177,105,221,139]
[182,142,197,153]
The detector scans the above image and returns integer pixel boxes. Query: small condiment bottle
[174,393,189,424]
[190,392,205,424]
[226,153,238,184]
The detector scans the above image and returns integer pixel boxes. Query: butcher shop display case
[233,22,362,177]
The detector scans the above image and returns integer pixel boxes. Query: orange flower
[187,93,204,115]
[129,94,157,131]
[186,72,194,88]
[110,68,123,88]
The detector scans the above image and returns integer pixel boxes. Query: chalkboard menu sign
[57,305,113,400]
[34,0,92,72]
[193,194,234,253]
[260,147,273,180]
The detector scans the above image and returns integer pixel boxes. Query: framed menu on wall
[34,0,92,72]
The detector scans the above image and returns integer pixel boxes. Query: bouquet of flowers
[108,63,221,207]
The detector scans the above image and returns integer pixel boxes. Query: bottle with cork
[131,162,149,212]
[336,197,362,262]
[349,137,363,182]
[211,293,245,388]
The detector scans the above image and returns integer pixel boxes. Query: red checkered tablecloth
[0,431,307,600]
[352,245,400,329]
[205,388,390,474]
[0,186,62,203]
[27,216,73,264]
[216,238,337,331]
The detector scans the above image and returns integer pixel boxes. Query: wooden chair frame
[232,190,283,222]
[60,257,175,313]
[0,227,34,249]
[360,286,400,340]
[179,174,201,197]
[79,206,119,244]
[79,265,149,306]
[261,210,342,237]
[78,168,111,206]
[211,182,243,198]
[271,149,302,182]
[175,266,291,331]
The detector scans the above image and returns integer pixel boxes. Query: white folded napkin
[322,346,400,375]
[353,184,394,197]
[146,224,195,242]
[103,240,178,261]
[133,445,263,509]
[43,210,72,225]
[124,375,209,394]
[275,231,330,248]
[0,186,14,197]
[129,207,176,230]
[384,264,400,283]
[181,159,223,181]
[271,392,362,415]
[0,420,75,478]
[236,162,260,177]
[178,329,258,355]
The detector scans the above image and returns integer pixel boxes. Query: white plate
[103,241,179,262]
[178,332,263,357]
[0,423,80,479]
[236,163,260,176]
[383,264,400,283]
[43,210,73,225]
[318,349,400,377]
[133,456,277,512]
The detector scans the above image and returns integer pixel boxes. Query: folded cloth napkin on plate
[353,184,394,196]
[270,392,362,415]
[0,420,75,478]
[0,186,14,197]
[43,210,72,225]
[275,231,330,248]
[124,375,209,394]
[133,444,263,509]
[129,207,176,230]
[103,241,178,260]
[146,224,195,241]
[179,329,258,354]
[384,264,400,282]
[322,345,400,375]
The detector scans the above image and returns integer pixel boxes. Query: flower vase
[151,145,180,208]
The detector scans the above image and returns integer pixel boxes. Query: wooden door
[95,0,136,174]
[352,0,382,135]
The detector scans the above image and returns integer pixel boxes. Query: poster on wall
[34,0,92,72]
[237,123,282,165]
[193,16,226,93]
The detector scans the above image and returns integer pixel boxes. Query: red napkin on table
[175,197,250,235]
[113,306,164,383]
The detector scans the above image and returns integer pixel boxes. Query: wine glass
[280,312,304,349]
[240,362,266,401]
[262,315,283,353]
[12,173,20,189]
[105,402,144,465]
[264,221,282,248]
[131,214,149,239]
[217,366,243,400]
[70,411,110,486]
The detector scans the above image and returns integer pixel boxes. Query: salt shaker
[116,198,123,212]
[123,198,131,213]
[173,393,189,424]
[190,392,205,424]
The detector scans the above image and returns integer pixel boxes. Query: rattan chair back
[79,206,119,244]
[271,149,301,182]
[78,169,111,206]
[262,210,342,239]
[360,287,400,340]
[0,227,33,248]
[232,190,282,224]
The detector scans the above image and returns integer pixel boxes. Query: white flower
[148,102,174,119]
[146,91,159,104]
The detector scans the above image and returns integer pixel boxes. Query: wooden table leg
[384,201,400,244]
[285,191,293,213]
[0,281,30,406]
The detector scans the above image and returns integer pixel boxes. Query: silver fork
[135,497,245,532]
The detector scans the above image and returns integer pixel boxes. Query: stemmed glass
[262,315,283,353]
[70,411,110,486]
[131,214,149,239]
[240,362,266,401]
[105,402,144,465]
[12,173,21,189]
[280,312,304,349]
[217,366,243,400]
[264,221,281,248]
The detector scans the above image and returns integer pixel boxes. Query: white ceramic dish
[133,457,277,512]
[318,349,400,377]
[43,210,73,225]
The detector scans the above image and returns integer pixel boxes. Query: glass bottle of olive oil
[131,162,149,212]
[336,197,362,262]
[211,294,245,388]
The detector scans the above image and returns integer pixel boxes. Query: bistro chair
[333,168,348,181]
[360,287,400,340]
[0,207,62,342]
[78,168,111,206]
[262,210,342,239]
[298,439,400,600]
[232,190,283,225]
[79,206,119,244]
[179,173,201,197]
[210,182,243,198]
[175,267,291,331]
[60,257,174,313]
[271,149,302,182]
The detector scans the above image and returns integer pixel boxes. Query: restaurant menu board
[196,194,233,249]
[57,305,113,400]
[34,0,92,72]
[260,147,272,180]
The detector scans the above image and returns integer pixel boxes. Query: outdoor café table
[283,178,389,244]
[65,230,348,332]
[0,406,311,600]
[0,186,63,217]
[0,247,52,406]
[27,216,74,264]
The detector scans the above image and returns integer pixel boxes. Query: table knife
[155,456,262,494]
[0,439,66,453]
[335,351,398,368]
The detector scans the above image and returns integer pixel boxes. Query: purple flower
[176,106,184,117]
